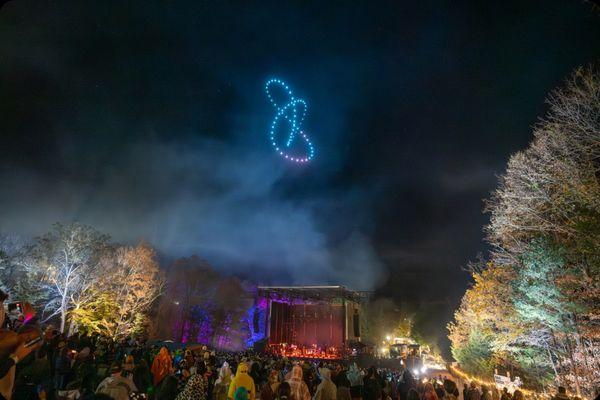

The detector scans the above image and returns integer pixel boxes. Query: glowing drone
[265,78,315,163]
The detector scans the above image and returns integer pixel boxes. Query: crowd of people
[1,290,598,400]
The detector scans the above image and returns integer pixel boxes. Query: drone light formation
[265,78,315,163]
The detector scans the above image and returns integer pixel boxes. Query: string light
[265,78,315,163]
[447,365,572,399]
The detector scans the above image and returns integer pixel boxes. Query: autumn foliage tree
[449,66,600,396]
[71,242,165,338]
[0,223,164,339]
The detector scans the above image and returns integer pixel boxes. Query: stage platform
[257,286,368,359]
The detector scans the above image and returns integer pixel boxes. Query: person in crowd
[228,362,256,400]
[133,358,152,395]
[184,349,194,369]
[406,388,420,400]
[593,387,600,400]
[336,372,352,400]
[492,387,500,400]
[287,365,311,400]
[435,382,445,400]
[442,379,457,400]
[397,369,416,400]
[305,366,319,396]
[363,367,382,400]
[423,383,439,400]
[500,388,511,400]
[277,381,292,400]
[250,361,262,387]
[466,382,481,400]
[551,387,570,400]
[315,367,337,400]
[215,362,234,400]
[0,291,41,400]
[348,363,364,400]
[481,386,492,400]
[12,343,51,399]
[175,359,192,393]
[206,359,218,399]
[72,346,96,395]
[152,347,174,387]
[261,370,281,400]
[175,365,207,400]
[512,390,524,400]
[123,354,135,375]
[54,345,73,391]
[96,362,138,400]
[157,374,180,400]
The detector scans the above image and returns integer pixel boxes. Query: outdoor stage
[257,286,368,359]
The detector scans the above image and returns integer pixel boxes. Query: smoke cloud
[0,131,386,290]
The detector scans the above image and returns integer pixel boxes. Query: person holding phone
[0,290,42,400]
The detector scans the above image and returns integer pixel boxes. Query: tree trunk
[545,343,560,382]
[60,309,66,333]
[60,292,68,333]
[550,329,565,384]
[564,332,582,397]
[571,313,592,385]
[67,319,77,337]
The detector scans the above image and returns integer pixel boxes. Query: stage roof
[257,285,369,303]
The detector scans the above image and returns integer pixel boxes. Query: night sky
[1,1,599,350]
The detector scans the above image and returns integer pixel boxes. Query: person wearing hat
[96,362,138,400]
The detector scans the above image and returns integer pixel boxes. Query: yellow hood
[236,362,249,376]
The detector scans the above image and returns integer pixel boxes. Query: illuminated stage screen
[269,301,345,348]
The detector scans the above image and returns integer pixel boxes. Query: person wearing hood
[228,362,256,400]
[151,347,174,386]
[347,363,363,400]
[286,365,311,400]
[262,370,281,400]
[215,362,233,400]
[314,368,337,400]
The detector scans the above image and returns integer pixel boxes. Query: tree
[20,223,109,333]
[70,292,119,336]
[71,242,164,339]
[451,66,600,396]
[210,277,253,350]
[451,327,496,378]
[0,234,42,303]
[155,256,220,342]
